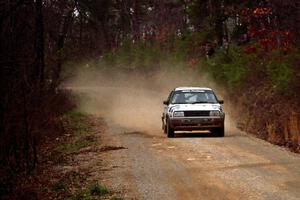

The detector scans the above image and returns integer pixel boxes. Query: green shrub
[204,45,253,90]
[266,53,292,92]
[88,184,109,196]
[65,183,109,200]
[58,110,95,154]
[51,180,66,192]
[63,110,92,135]
[101,39,190,71]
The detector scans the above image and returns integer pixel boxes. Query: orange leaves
[244,6,294,53]
[188,58,198,69]
[248,29,293,53]
[253,7,272,17]
[155,24,175,43]
[244,45,256,54]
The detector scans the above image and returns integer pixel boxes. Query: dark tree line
[0,0,74,189]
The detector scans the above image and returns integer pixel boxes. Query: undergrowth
[65,183,109,200]
[51,180,66,192]
[57,110,95,154]
[203,45,254,90]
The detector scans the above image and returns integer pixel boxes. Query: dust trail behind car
[65,67,237,135]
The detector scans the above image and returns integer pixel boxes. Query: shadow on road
[173,132,245,138]
[174,132,215,138]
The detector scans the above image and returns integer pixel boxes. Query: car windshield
[170,90,218,104]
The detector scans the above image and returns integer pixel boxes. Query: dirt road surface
[70,87,300,200]
[99,121,300,200]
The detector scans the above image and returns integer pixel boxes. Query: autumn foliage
[242,6,294,53]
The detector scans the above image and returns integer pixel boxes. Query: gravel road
[100,121,300,200]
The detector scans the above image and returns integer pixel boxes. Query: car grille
[184,111,210,117]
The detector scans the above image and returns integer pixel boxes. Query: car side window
[167,91,174,103]
[207,93,217,103]
[170,93,179,104]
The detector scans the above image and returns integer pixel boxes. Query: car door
[163,91,174,126]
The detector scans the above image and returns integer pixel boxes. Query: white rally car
[162,87,225,138]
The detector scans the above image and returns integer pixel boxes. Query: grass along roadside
[58,111,96,154]
[65,183,109,200]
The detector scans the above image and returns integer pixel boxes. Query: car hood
[168,103,221,112]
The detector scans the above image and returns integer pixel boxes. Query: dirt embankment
[236,81,300,153]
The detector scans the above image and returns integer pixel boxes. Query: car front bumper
[169,117,224,131]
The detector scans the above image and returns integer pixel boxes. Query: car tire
[212,127,224,137]
[167,121,175,138]
[162,116,166,134]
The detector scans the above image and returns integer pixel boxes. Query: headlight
[173,111,184,117]
[210,110,220,116]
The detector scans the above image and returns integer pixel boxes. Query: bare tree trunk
[208,0,213,18]
[99,19,111,50]
[79,14,83,46]
[117,0,132,41]
[53,7,73,87]
[132,0,140,41]
[22,86,31,172]
[34,0,45,84]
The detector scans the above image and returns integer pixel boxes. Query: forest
[1,0,300,199]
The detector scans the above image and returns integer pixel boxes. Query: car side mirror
[218,100,224,104]
[163,100,169,105]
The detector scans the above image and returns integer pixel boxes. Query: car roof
[174,87,212,91]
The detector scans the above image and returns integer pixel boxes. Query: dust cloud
[66,66,237,134]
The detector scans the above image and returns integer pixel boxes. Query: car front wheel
[167,121,175,138]
[212,127,224,137]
